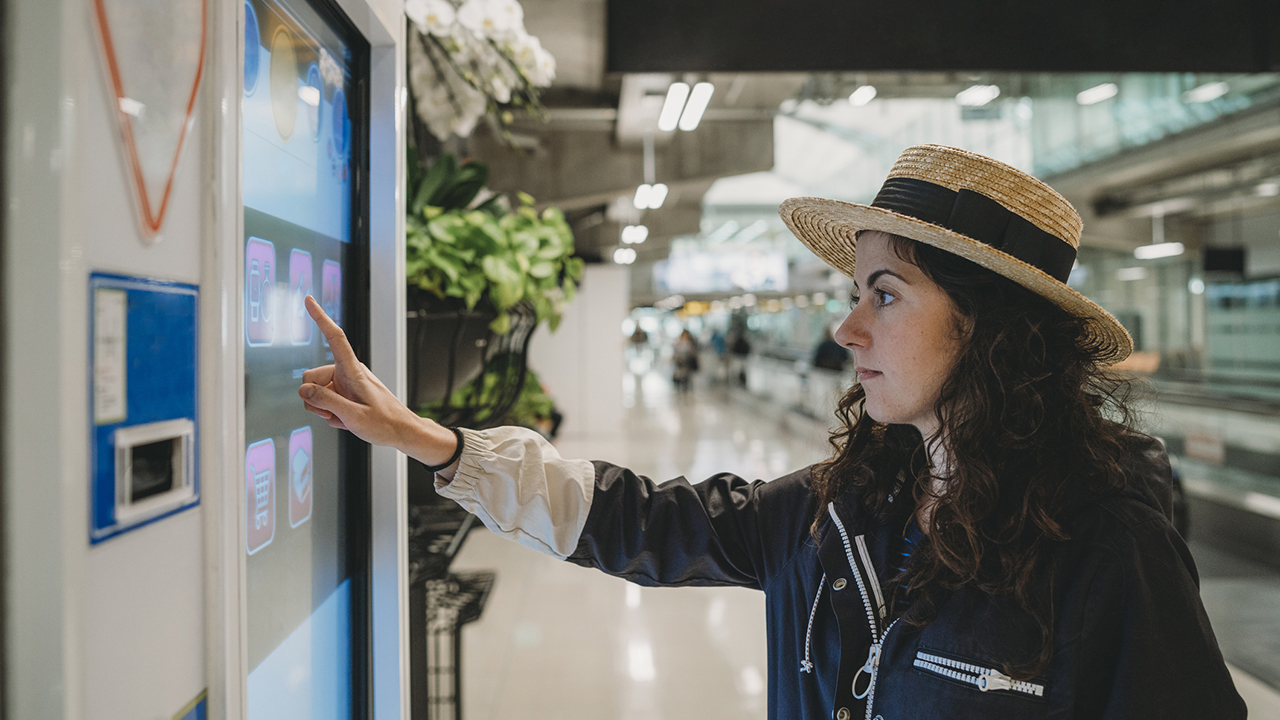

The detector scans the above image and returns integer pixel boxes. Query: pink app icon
[290,249,314,345]
[321,260,341,347]
[288,426,313,528]
[245,238,276,346]
[245,438,275,554]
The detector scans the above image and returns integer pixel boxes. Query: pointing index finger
[305,295,358,366]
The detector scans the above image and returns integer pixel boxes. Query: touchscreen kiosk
[242,0,369,717]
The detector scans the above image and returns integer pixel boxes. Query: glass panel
[241,0,365,717]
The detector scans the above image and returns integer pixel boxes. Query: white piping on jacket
[800,572,825,673]
[855,534,886,622]
[827,503,899,720]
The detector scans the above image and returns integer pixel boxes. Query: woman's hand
[297,295,460,471]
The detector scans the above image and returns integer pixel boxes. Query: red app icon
[245,438,275,554]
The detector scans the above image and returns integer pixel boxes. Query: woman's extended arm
[296,296,815,585]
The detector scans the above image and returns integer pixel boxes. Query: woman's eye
[875,289,896,306]
[849,294,861,308]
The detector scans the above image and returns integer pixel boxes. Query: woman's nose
[834,310,867,349]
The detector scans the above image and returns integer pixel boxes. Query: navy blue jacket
[567,435,1246,720]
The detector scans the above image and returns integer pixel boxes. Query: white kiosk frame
[209,0,408,717]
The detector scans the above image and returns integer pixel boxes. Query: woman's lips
[855,367,882,380]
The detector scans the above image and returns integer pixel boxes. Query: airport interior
[7,0,1280,718]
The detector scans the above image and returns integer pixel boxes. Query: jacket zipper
[827,504,896,720]
[914,651,1046,697]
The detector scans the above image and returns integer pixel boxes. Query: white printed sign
[94,288,128,424]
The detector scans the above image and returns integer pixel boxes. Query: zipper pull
[978,670,1014,692]
[851,642,882,699]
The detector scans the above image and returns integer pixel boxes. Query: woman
[298,145,1244,719]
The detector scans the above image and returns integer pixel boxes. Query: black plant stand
[407,483,493,720]
[405,293,539,430]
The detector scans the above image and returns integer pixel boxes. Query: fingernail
[301,385,315,399]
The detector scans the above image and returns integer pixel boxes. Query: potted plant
[405,152,583,412]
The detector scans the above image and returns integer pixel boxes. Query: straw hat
[779,144,1132,364]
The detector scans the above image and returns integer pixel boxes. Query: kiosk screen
[242,0,368,717]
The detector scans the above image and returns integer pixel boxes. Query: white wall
[5,0,208,717]
[528,265,629,439]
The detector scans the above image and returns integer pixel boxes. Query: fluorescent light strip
[647,183,668,209]
[657,82,690,132]
[1183,81,1229,103]
[956,84,1000,107]
[678,82,714,131]
[1134,242,1184,260]
[848,85,877,106]
[633,184,652,209]
[1076,82,1118,105]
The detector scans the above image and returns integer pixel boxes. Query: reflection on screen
[242,0,360,717]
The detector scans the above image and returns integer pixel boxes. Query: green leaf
[566,257,585,281]
[436,161,490,210]
[412,154,457,214]
[464,288,482,309]
[517,191,536,206]
[529,261,555,278]
[489,311,511,335]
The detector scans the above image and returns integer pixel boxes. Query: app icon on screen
[245,438,276,554]
[246,238,276,346]
[290,249,314,345]
[321,260,341,346]
[288,426,313,528]
[305,62,322,140]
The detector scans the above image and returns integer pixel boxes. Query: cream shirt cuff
[434,426,595,560]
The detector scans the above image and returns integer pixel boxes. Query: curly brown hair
[811,233,1148,679]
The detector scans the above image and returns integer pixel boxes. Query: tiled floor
[449,371,1280,719]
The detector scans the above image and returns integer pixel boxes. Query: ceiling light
[1116,267,1149,281]
[1257,182,1280,197]
[1183,81,1229,103]
[613,247,637,265]
[1189,278,1205,295]
[633,184,652,209]
[1076,82,1118,106]
[848,85,877,106]
[955,84,1000,107]
[1134,242,1185,260]
[678,82,714,131]
[647,183,669,209]
[657,82,690,132]
[622,225,649,244]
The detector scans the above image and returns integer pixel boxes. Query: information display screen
[241,0,368,717]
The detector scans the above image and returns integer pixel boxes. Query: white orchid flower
[488,0,523,33]
[455,0,489,33]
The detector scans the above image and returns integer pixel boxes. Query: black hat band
[870,177,1077,283]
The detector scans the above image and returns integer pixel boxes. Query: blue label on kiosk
[88,273,200,543]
